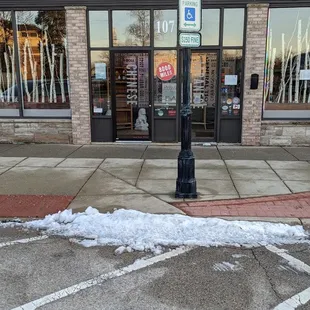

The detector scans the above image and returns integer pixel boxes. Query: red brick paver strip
[172,192,310,218]
[0,195,74,218]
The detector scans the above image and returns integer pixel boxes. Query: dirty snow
[2,207,309,253]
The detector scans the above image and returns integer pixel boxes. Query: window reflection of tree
[153,11,165,42]
[125,11,150,46]
[17,11,68,105]
[0,12,16,104]
[265,10,310,105]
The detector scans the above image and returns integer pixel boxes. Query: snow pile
[4,207,309,253]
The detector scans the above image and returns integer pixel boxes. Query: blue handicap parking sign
[184,7,195,22]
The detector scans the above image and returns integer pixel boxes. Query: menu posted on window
[95,63,107,80]
[224,75,238,86]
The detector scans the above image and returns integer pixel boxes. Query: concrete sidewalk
[0,143,310,160]
[1,154,310,222]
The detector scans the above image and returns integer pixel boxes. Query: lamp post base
[175,151,197,199]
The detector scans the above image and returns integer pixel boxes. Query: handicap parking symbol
[185,7,195,21]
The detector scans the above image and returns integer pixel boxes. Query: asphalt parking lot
[1,226,310,310]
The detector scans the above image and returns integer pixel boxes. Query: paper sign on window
[95,63,107,80]
[300,70,310,81]
[162,83,177,103]
[94,107,103,113]
[224,75,238,86]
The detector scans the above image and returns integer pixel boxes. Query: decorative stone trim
[0,119,72,144]
[261,121,310,146]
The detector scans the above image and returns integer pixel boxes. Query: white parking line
[273,287,310,310]
[11,246,192,310]
[0,235,48,248]
[266,245,310,309]
[266,245,310,274]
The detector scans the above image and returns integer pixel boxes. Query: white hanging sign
[95,63,107,80]
[179,33,201,47]
[179,0,202,32]
[224,75,238,86]
[300,70,310,80]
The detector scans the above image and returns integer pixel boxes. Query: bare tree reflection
[126,11,150,46]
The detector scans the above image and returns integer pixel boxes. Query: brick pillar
[65,6,91,145]
[242,4,269,145]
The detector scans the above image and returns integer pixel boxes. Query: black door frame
[111,50,152,141]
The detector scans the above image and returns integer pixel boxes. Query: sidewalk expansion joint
[74,160,105,198]
[281,146,300,161]
[140,145,149,159]
[265,160,293,194]
[135,159,145,187]
[223,158,241,199]
[66,144,84,159]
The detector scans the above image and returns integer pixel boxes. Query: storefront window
[154,10,177,47]
[16,11,69,112]
[201,9,220,46]
[114,52,150,140]
[0,12,19,116]
[264,8,310,118]
[112,10,150,46]
[91,51,110,116]
[89,11,109,48]
[154,50,177,117]
[220,50,242,117]
[191,52,218,139]
[223,9,244,47]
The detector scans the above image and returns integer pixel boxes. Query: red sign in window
[168,110,177,116]
[156,62,175,81]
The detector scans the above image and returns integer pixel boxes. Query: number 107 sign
[179,0,201,32]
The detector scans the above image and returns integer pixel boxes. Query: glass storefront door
[113,52,151,140]
[190,51,218,141]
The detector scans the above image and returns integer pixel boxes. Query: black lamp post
[175,48,197,199]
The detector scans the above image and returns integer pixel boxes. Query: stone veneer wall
[65,6,91,145]
[261,121,310,146]
[0,119,72,143]
[241,4,269,145]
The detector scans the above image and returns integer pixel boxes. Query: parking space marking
[11,246,192,310]
[266,245,310,309]
[273,287,310,310]
[266,245,310,274]
[0,235,48,248]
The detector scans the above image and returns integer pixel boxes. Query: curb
[172,192,310,220]
[218,217,302,225]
